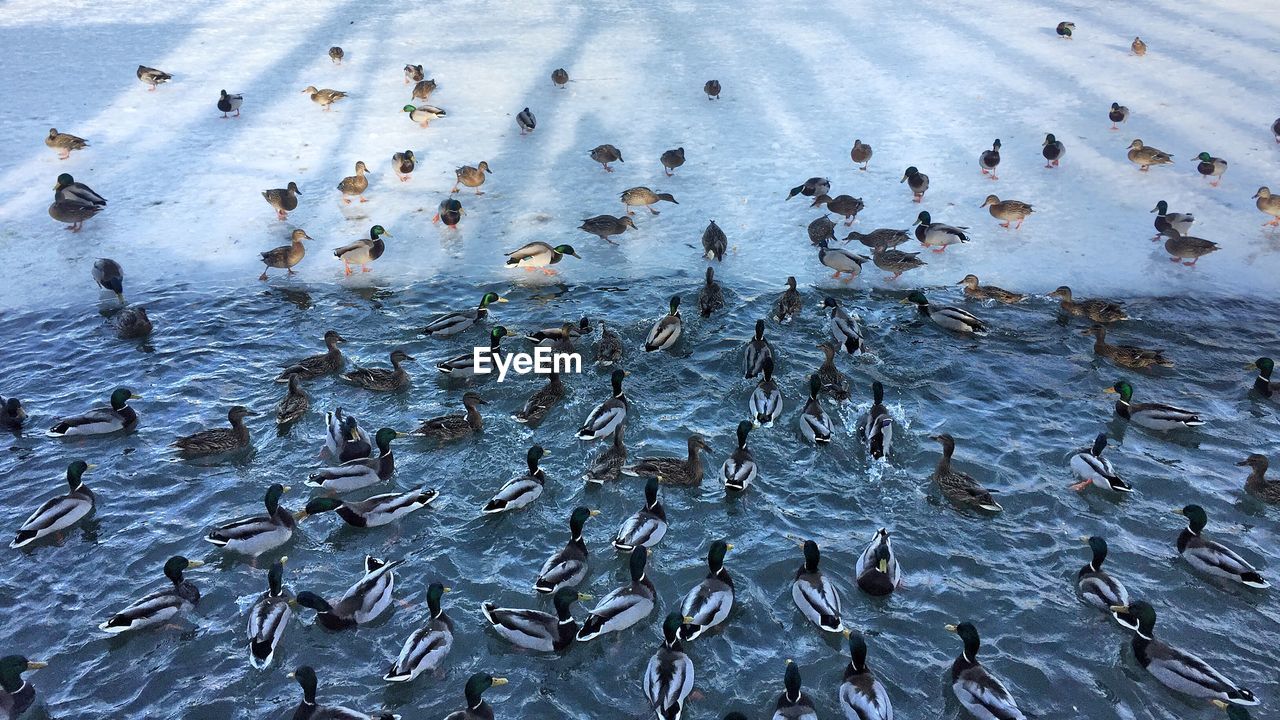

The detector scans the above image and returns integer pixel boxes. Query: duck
[661,147,686,176]
[576,547,656,641]
[323,407,371,461]
[421,292,506,337]
[585,424,628,483]
[535,507,599,593]
[816,343,850,400]
[413,392,487,440]
[1195,152,1228,187]
[979,139,1002,179]
[1273,117,1280,143]
[442,673,507,720]
[173,405,256,458]
[504,242,581,275]
[812,194,865,226]
[854,528,901,596]
[48,195,100,232]
[579,214,637,245]
[872,246,925,280]
[1106,380,1204,430]
[410,78,437,102]
[385,582,453,682]
[1076,536,1130,621]
[112,307,152,340]
[91,259,124,303]
[1108,102,1129,129]
[817,239,870,282]
[1173,505,1268,588]
[1163,229,1219,266]
[277,330,346,382]
[136,65,172,89]
[622,187,679,215]
[435,326,513,376]
[45,128,87,159]
[308,428,405,493]
[913,211,969,251]
[328,46,344,63]
[453,161,492,195]
[1110,601,1258,706]
[336,160,369,203]
[1131,36,1147,55]
[513,372,565,427]
[404,64,424,84]
[301,85,348,110]
[247,557,293,669]
[47,387,139,437]
[0,396,27,433]
[298,487,439,529]
[857,381,893,460]
[56,173,107,207]
[205,483,296,556]
[343,349,413,391]
[516,107,536,134]
[772,660,817,720]
[392,150,416,182]
[792,539,843,632]
[851,139,873,170]
[99,556,203,633]
[704,79,721,99]
[699,267,725,317]
[799,375,833,444]
[1042,133,1066,168]
[1127,139,1174,171]
[333,224,391,275]
[483,587,588,652]
[958,275,1024,303]
[901,166,929,202]
[786,177,830,201]
[275,375,309,427]
[905,291,988,334]
[841,630,893,720]
[702,219,727,261]
[931,434,1003,512]
[1238,454,1280,503]
[1069,433,1132,493]
[775,276,803,323]
[981,195,1034,229]
[613,477,667,551]
[844,228,911,251]
[1253,187,1280,226]
[259,228,310,280]
[1056,20,1075,37]
[0,656,47,719]
[741,320,774,379]
[433,198,464,228]
[217,90,243,117]
[623,436,710,485]
[403,103,446,127]
[644,295,683,352]
[946,622,1027,720]
[482,445,548,514]
[809,216,838,247]
[1048,286,1127,323]
[1247,357,1278,398]
[11,460,95,549]
[585,144,626,172]
[261,181,300,220]
[751,356,784,427]
[645,613,696,720]
[526,317,590,345]
[1150,201,1195,240]
[295,556,401,630]
[1083,325,1172,369]
[552,68,569,87]
[678,539,734,641]
[287,666,399,720]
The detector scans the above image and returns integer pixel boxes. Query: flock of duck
[7,18,1280,720]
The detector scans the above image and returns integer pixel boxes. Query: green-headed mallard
[385,582,453,682]
[206,483,295,556]
[584,423,627,483]
[1056,20,1075,37]
[812,194,865,226]
[1128,139,1173,171]
[48,195,100,232]
[91,257,124,302]
[112,306,152,340]
[792,539,842,632]
[1131,36,1147,55]
[622,186,678,215]
[505,242,580,275]
[931,434,1002,511]
[678,539,734,640]
[552,68,569,87]
[901,166,928,202]
[403,103,445,127]
[661,147,685,176]
[959,274,1025,303]
[786,177,830,201]
[277,330,346,382]
[844,228,910,250]
[336,160,369,203]
[1110,601,1258,706]
[1195,152,1228,186]
[1,655,48,718]
[173,405,256,457]
[979,139,1002,179]
[535,507,599,593]
[47,387,139,437]
[136,65,172,89]
[946,622,1026,720]
[772,660,817,720]
[775,276,803,323]
[1253,187,1280,226]
[644,295,682,352]
[99,556,203,633]
[1108,102,1129,129]
[623,435,709,485]
[1106,380,1204,429]
[590,144,624,171]
[841,630,892,720]
[56,173,106,207]
[854,528,901,596]
[1,396,27,433]
[392,150,415,182]
[817,239,869,282]
[275,374,309,427]
[344,349,413,391]
[1083,325,1171,369]
[851,139,873,170]
[872,246,925,280]
[744,320,773,379]
[1048,286,1126,322]
[301,85,348,110]
[483,587,589,652]
[422,292,505,337]
[1164,229,1219,266]
[1237,454,1280,503]
[412,392,486,440]
[482,445,548,514]
[704,79,721,99]
[334,224,390,275]
[287,666,399,719]
[404,64,424,84]
[1247,357,1277,398]
[613,476,667,551]
[576,547,656,641]
[308,428,404,492]
[646,612,696,720]
[1069,433,1132,493]
[328,46,344,63]
[453,161,491,195]
[247,557,292,669]
[298,486,438,528]
[45,128,87,159]
[1174,505,1268,588]
[11,460,95,549]
[261,182,300,221]
[217,89,243,117]
[433,198,464,228]
[578,369,628,440]
[260,228,310,281]
[913,211,968,251]
[442,673,507,720]
[516,107,536,134]
[857,381,893,460]
[750,356,783,427]
[579,214,636,245]
[513,372,565,427]
[699,267,725,317]
[295,555,401,630]
[1151,200,1195,240]
[905,291,988,334]
[1076,536,1130,620]
[799,375,833,444]
[816,343,850,400]
[702,219,727,261]
[981,194,1034,229]
[1042,133,1066,168]
[436,326,513,376]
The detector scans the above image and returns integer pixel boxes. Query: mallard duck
[482,445,548,514]
[277,330,345,382]
[403,104,446,127]
[775,276,803,323]
[298,487,438,529]
[173,405,256,458]
[1076,536,1130,620]
[512,372,565,427]
[623,436,710,485]
[535,507,599,593]
[946,622,1026,720]
[1083,325,1172,369]
[11,460,95,549]
[552,68,569,87]
[528,317,591,344]
[905,291,988,334]
[404,64,424,84]
[1174,505,1268,588]
[45,128,87,159]
[645,613,696,720]
[47,387,139,437]
[433,198,464,228]
[699,267,725,317]
[301,85,348,110]
[1131,36,1147,55]
[0,656,48,719]
[1056,20,1075,37]
[1195,152,1228,186]
[385,582,453,682]
[1253,187,1280,226]
[857,381,893,460]
[48,196,100,232]
[590,144,624,171]
[247,557,292,669]
[844,228,910,252]
[287,666,399,719]
[579,214,637,245]
[516,107,536,134]
[295,556,401,630]
[787,177,831,200]
[771,660,817,720]
[483,587,589,652]
[91,257,124,302]
[1048,286,1127,322]
[702,219,727,261]
[1128,139,1173,171]
[704,79,721,99]
[841,630,892,720]
[792,539,842,632]
[816,343,850,400]
[413,392,487,440]
[872,246,925,280]
[584,423,627,483]
[1247,357,1278,398]
[1110,601,1258,706]
[56,173,106,208]
[328,46,344,63]
[913,211,968,251]
[308,428,404,493]
[442,673,507,720]
[981,195,1034,229]
[1273,117,1280,143]
[259,228,310,280]
[0,396,27,433]
[343,349,413,391]
[613,477,667,551]
[644,295,682,352]
[979,139,1002,179]
[260,181,301,221]
[1238,454,1280,503]
[112,306,152,340]
[275,375,309,427]
[576,547,656,640]
[622,186,678,215]
[901,166,928,202]
[206,483,295,556]
[817,239,870,282]
[333,224,390,275]
[1069,433,1131,493]
[336,160,369,203]
[1109,102,1129,129]
[851,139,873,170]
[751,356,784,427]
[99,556,203,633]
[854,528,901,596]
[435,326,512,376]
[1106,380,1204,429]
[136,65,172,89]
[661,147,686,176]
[217,89,243,117]
[505,242,580,275]
[931,434,1002,512]
[959,274,1024,303]
[744,320,773,379]
[678,539,734,640]
[422,292,506,337]
[1151,200,1195,240]
[411,78,437,102]
[812,194,865,226]
[799,375,833,444]
[453,161,492,195]
[1042,133,1066,168]
[392,150,416,182]
[1163,229,1219,266]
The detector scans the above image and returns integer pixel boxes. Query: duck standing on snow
[247,557,293,669]
[1173,504,1269,588]
[857,381,892,459]
[99,556,203,633]
[1238,454,1280,503]
[1253,187,1280,226]
[699,267,725,317]
[1082,325,1172,369]
[845,228,910,251]
[808,216,837,247]
[259,228,310,281]
[92,257,125,302]
[262,181,300,220]
[678,539,735,640]
[482,445,549,514]
[301,85,348,110]
[799,375,833,444]
[404,64,424,83]
[979,139,1001,179]
[661,147,685,176]
[336,160,370,203]
[217,90,243,117]
[644,295,683,352]
[1163,229,1219,266]
[421,292,506,337]
[411,78,437,101]
[792,539,843,633]
[590,144,624,171]
[872,246,925,280]
[343,349,413,391]
[385,582,453,682]
[1106,380,1204,430]
[817,239,869,282]
[645,613,696,720]
[959,274,1025,303]
[328,46,344,63]
[751,357,784,426]
[1151,201,1195,239]
[1108,102,1129,129]
[1076,536,1130,620]
[901,166,929,202]
[854,528,901,596]
[535,507,599,593]
[205,483,296,556]
[433,198,464,228]
[851,139,873,170]
[11,460,95,549]
[787,177,830,201]
[295,556,402,630]
[136,65,172,89]
[931,434,1003,512]
[946,622,1027,720]
[576,369,628,440]
[704,79,721,99]
[576,547,657,641]
[1127,139,1173,171]
[775,276,803,322]
[49,175,102,231]
[1056,20,1075,37]
[1194,152,1228,187]
[622,186,678,215]
[612,476,667,551]
[1048,286,1127,323]
[333,224,391,275]
[1042,133,1066,168]
[905,291,988,334]
[702,219,727,261]
[552,68,569,87]
[1131,36,1147,55]
[392,150,416,182]
[812,193,865,226]
[981,195,1034,229]
[624,436,710,486]
[403,104,446,127]
[56,173,107,207]
[516,107,536,135]
[172,405,256,458]
[913,211,968,251]
[47,388,139,438]
[579,214,636,245]
[841,631,893,720]
[277,330,345,381]
[483,587,589,652]
[453,161,492,195]
[504,242,580,275]
[46,128,87,159]
[308,427,404,492]
[1069,433,1132,493]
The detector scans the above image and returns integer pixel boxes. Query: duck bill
[27,661,48,670]
[186,560,206,568]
